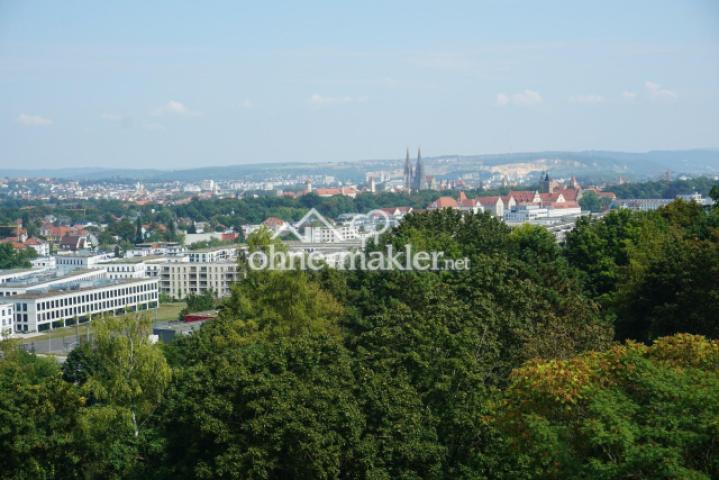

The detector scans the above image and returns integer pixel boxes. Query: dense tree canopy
[564,199,719,341]
[1,196,718,479]
[0,243,37,269]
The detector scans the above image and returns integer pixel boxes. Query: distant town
[0,150,715,341]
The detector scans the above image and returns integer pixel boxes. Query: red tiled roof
[539,192,563,203]
[557,188,579,201]
[432,196,458,209]
[509,190,537,203]
[1,239,27,249]
[476,196,502,206]
[262,217,286,227]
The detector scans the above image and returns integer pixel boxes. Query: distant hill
[1,149,717,182]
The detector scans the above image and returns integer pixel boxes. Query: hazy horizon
[0,147,716,175]
[2,0,718,169]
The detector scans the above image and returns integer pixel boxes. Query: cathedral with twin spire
[403,148,429,192]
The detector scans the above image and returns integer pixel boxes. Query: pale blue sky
[1,0,718,169]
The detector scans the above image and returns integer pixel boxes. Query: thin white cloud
[496,89,543,107]
[569,94,604,105]
[622,91,638,102]
[151,100,201,117]
[239,99,254,109]
[645,81,677,100]
[16,113,53,127]
[309,94,368,106]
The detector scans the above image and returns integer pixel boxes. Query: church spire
[413,148,425,192]
[403,147,413,192]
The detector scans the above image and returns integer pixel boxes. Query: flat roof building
[0,268,107,297]
[188,246,237,263]
[11,277,158,333]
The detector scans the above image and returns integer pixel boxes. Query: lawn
[155,302,186,322]
[16,302,187,344]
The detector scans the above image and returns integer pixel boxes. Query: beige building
[148,262,239,300]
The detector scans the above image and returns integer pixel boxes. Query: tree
[161,334,367,479]
[565,200,719,342]
[0,243,37,269]
[177,290,216,320]
[135,217,144,244]
[62,341,100,385]
[579,190,611,212]
[497,334,719,479]
[82,314,172,438]
[0,344,85,479]
[67,314,173,479]
[710,185,719,206]
[616,237,719,341]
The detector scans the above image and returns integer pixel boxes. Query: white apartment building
[133,242,184,255]
[187,246,236,263]
[101,255,172,280]
[12,277,159,333]
[153,262,239,300]
[0,302,14,338]
[302,225,360,243]
[55,252,114,273]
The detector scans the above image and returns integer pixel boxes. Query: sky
[1,0,718,170]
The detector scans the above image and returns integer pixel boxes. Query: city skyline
[1,0,719,169]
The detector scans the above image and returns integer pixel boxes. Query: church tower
[403,148,413,192]
[540,171,551,194]
[413,148,426,192]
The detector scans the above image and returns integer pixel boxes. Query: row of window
[33,282,156,311]
[35,292,157,322]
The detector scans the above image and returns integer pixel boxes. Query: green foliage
[187,237,237,250]
[62,341,100,385]
[84,315,172,436]
[0,345,84,479]
[579,190,612,212]
[498,334,719,479]
[222,269,343,339]
[1,197,717,478]
[0,243,38,269]
[162,334,367,479]
[75,314,172,479]
[178,289,216,320]
[564,199,719,342]
[606,177,719,199]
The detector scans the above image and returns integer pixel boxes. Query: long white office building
[0,268,106,297]
[12,277,159,333]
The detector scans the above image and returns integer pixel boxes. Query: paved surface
[20,333,92,354]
